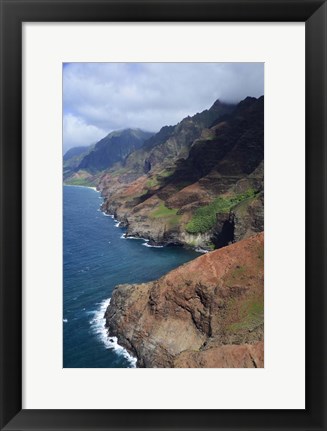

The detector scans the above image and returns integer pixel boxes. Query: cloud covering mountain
[63,63,264,151]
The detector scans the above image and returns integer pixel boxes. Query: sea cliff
[105,232,264,368]
[95,97,264,251]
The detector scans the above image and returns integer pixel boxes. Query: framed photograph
[1,0,326,430]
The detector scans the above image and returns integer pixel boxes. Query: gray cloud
[63,62,264,151]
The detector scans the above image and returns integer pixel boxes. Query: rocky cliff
[98,96,264,250]
[64,128,154,183]
[63,145,93,180]
[105,232,264,368]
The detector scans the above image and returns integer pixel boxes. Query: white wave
[63,318,68,323]
[142,242,164,248]
[114,222,120,227]
[123,235,149,242]
[195,247,209,254]
[120,234,127,239]
[66,185,99,192]
[89,298,137,368]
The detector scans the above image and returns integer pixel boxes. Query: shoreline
[65,183,211,255]
[103,207,211,253]
[64,183,222,367]
[64,184,99,192]
[91,298,137,368]
[64,183,212,253]
[105,233,264,368]
[64,183,139,366]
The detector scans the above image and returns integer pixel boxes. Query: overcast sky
[63,62,264,151]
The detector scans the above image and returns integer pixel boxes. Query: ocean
[63,185,199,367]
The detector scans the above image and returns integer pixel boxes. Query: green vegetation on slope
[186,189,258,234]
[150,202,180,227]
[228,297,264,333]
[146,178,159,188]
[146,168,174,189]
[64,170,96,187]
[109,167,128,177]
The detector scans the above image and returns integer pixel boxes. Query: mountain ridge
[97,96,263,251]
[77,128,154,173]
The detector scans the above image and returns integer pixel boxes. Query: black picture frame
[0,0,326,430]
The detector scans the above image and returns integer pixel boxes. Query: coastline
[91,298,137,368]
[64,183,216,255]
[64,184,99,192]
[63,183,236,366]
[100,198,212,253]
[64,183,139,366]
[105,233,264,368]
[63,179,263,368]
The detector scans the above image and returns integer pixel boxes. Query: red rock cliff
[105,232,264,368]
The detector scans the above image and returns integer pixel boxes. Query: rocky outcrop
[105,233,264,368]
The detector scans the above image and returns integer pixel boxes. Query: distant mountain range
[64,128,154,179]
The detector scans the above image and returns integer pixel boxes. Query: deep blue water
[63,185,198,368]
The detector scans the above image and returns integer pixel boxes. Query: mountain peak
[76,128,154,173]
[209,99,235,112]
[211,98,223,107]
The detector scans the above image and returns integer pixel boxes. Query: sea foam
[122,235,150,242]
[102,212,114,217]
[142,242,164,248]
[195,247,209,254]
[89,298,137,368]
[66,185,99,193]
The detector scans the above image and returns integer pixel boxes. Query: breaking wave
[89,298,137,368]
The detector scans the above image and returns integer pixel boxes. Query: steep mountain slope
[64,145,90,162]
[63,145,93,179]
[124,99,235,175]
[98,96,264,250]
[64,128,155,185]
[105,232,264,368]
[77,128,154,173]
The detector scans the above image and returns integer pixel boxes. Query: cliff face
[78,128,154,173]
[64,128,154,181]
[98,96,263,250]
[63,145,93,180]
[105,232,264,368]
[124,99,235,174]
